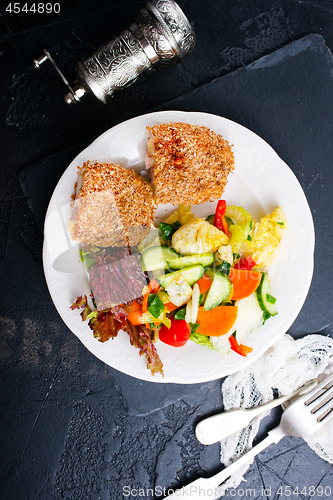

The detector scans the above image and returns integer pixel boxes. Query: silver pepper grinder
[33,0,195,105]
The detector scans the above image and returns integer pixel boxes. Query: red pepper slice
[214,200,229,236]
[234,256,256,270]
[229,334,253,357]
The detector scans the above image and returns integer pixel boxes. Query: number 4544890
[277,485,331,497]
[6,3,60,13]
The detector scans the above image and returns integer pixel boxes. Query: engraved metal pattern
[83,29,153,101]
[76,0,195,103]
[136,7,175,63]
[147,0,196,59]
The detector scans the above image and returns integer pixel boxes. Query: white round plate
[43,110,314,384]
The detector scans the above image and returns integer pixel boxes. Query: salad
[70,201,287,376]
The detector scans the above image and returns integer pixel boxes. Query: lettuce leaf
[189,331,218,351]
[79,246,101,272]
[70,295,164,376]
[123,322,164,376]
[70,295,92,321]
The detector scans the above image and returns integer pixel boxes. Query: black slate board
[19,34,333,415]
[19,138,94,231]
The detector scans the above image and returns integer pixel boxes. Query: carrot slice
[123,300,143,324]
[127,310,144,325]
[196,306,238,337]
[196,275,212,295]
[127,309,161,327]
[125,300,142,313]
[229,268,262,301]
[164,302,178,312]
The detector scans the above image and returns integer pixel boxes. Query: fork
[165,373,333,499]
[196,356,333,446]
[195,376,319,445]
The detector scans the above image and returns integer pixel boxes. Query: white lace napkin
[219,334,333,493]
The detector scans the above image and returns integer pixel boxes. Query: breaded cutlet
[68,161,155,248]
[146,122,235,205]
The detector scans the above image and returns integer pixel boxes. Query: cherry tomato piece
[159,317,191,347]
[234,256,256,270]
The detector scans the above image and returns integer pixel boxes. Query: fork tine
[310,384,333,413]
[304,373,333,406]
[317,404,333,423]
[304,376,333,423]
[313,393,333,421]
[305,380,333,406]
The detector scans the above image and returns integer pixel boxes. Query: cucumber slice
[203,273,233,311]
[168,252,214,270]
[204,268,215,280]
[158,265,204,289]
[256,273,277,318]
[206,214,215,224]
[141,246,179,271]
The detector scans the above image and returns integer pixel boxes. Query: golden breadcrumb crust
[72,162,155,247]
[147,122,235,205]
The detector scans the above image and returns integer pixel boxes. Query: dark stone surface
[1,2,333,499]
